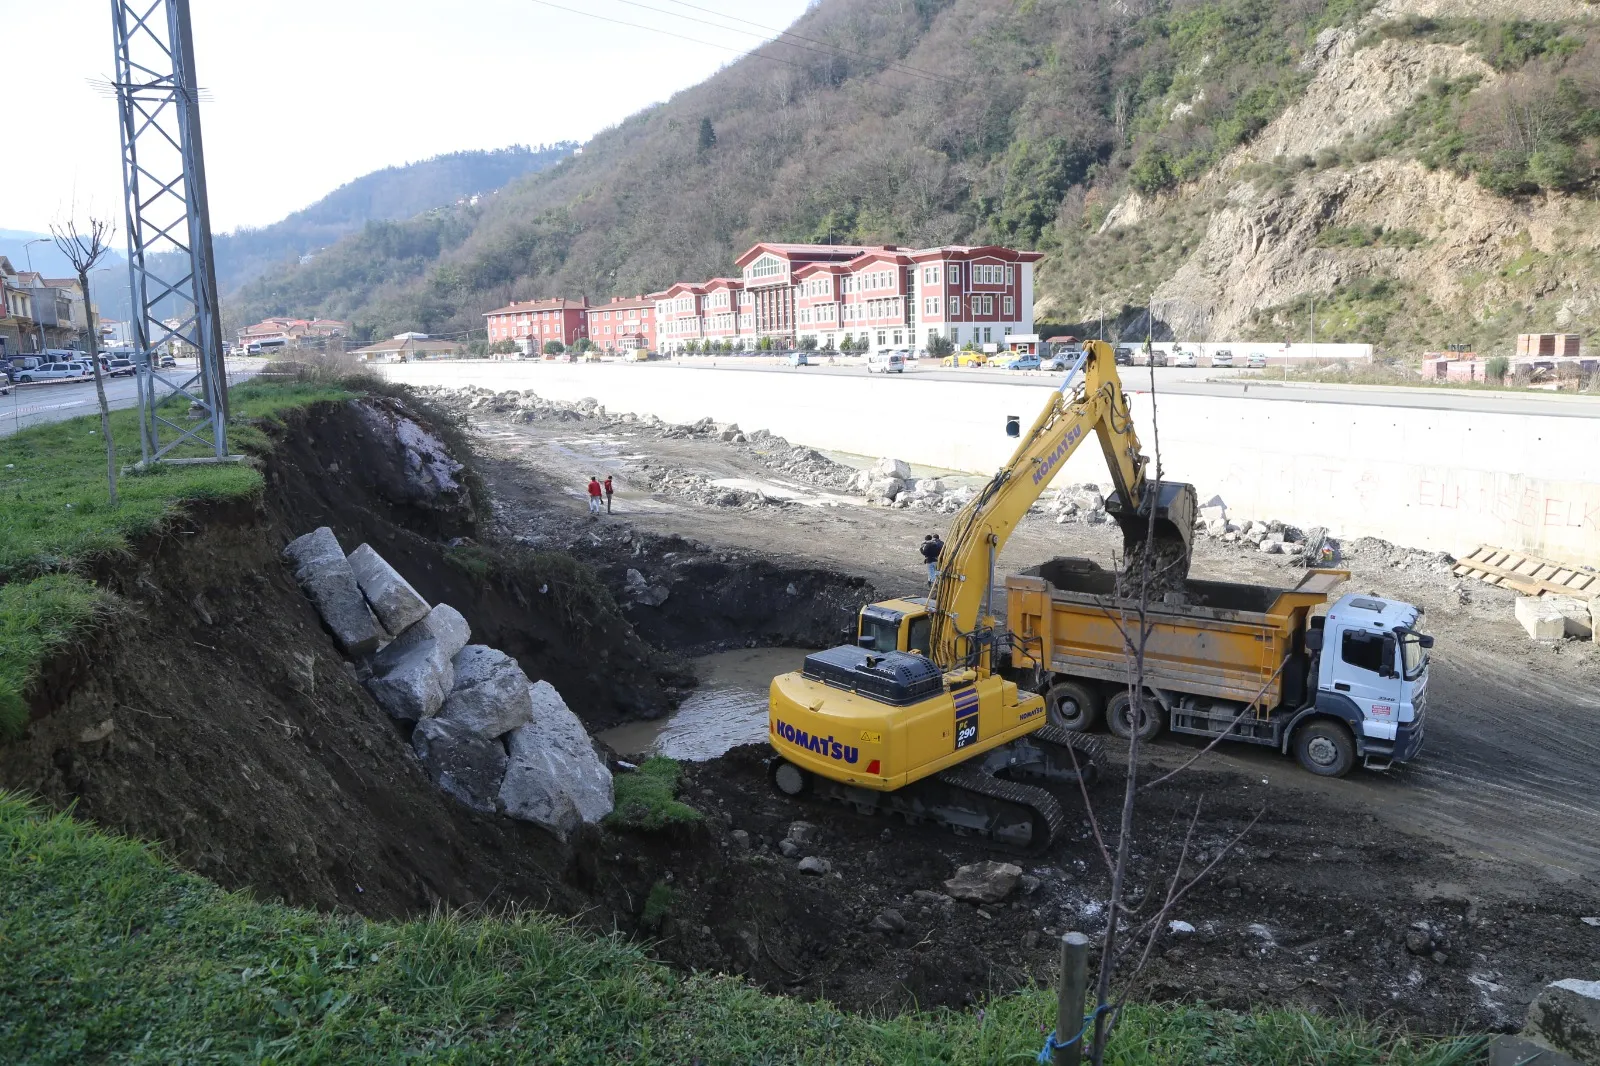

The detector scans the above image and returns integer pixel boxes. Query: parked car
[158,354,177,369]
[1113,346,1133,366]
[789,351,816,367]
[1172,348,1198,368]
[1146,347,1168,367]
[1247,351,1269,368]
[17,361,91,383]
[1002,353,1042,371]
[105,358,136,377]
[867,351,906,374]
[1211,349,1236,368]
[942,350,987,368]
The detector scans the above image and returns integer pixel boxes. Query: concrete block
[283,527,382,656]
[439,645,533,738]
[1547,596,1594,640]
[872,457,912,481]
[1514,596,1566,640]
[347,543,431,636]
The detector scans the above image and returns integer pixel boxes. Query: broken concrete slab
[1546,596,1595,640]
[412,715,507,814]
[1514,595,1567,640]
[499,680,613,840]
[366,638,454,721]
[347,543,431,636]
[438,645,533,738]
[943,860,1022,903]
[283,527,383,656]
[378,603,471,666]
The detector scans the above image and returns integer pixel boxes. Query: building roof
[700,276,745,289]
[651,281,708,299]
[587,295,653,312]
[484,298,589,316]
[792,263,848,279]
[353,337,464,354]
[733,242,882,269]
[845,249,912,269]
[907,245,1046,264]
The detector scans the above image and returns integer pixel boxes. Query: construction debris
[1455,546,1598,599]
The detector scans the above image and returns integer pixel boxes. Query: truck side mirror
[1304,629,1322,652]
[1005,415,1020,438]
[1380,634,1397,678]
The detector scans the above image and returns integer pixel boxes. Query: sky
[3,0,813,236]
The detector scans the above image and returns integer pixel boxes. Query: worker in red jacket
[603,475,615,514]
[587,476,603,515]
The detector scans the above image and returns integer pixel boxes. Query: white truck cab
[1298,594,1430,772]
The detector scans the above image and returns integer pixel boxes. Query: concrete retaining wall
[386,362,1600,567]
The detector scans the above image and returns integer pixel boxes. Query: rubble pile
[284,526,613,839]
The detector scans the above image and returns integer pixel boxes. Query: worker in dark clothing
[603,475,615,513]
[920,533,944,586]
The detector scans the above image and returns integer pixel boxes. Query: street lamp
[23,238,48,355]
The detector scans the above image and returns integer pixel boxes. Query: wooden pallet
[1453,546,1599,598]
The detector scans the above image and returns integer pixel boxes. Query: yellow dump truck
[1006,557,1432,777]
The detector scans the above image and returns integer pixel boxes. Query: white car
[1172,349,1198,368]
[1247,351,1269,368]
[17,361,91,383]
[1210,350,1236,369]
[866,351,905,374]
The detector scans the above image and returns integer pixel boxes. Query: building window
[950,296,960,316]
[949,264,960,285]
[1007,264,1015,285]
[876,330,886,346]
[983,327,993,343]
[1004,296,1014,316]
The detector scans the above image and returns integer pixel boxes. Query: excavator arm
[929,340,1195,670]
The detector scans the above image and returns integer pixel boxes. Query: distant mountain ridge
[208,143,576,297]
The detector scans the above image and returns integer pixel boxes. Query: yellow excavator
[767,340,1198,850]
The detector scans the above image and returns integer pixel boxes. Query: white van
[866,351,905,374]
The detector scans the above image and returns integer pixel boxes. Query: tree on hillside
[697,117,717,153]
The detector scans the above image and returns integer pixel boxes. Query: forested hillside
[208,144,573,301]
[233,0,1600,355]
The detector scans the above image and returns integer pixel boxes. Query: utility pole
[23,238,48,354]
[111,0,236,466]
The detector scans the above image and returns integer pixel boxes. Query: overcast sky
[5,0,812,235]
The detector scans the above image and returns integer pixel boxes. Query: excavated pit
[4,392,1596,1031]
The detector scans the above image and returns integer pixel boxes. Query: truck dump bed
[1006,558,1348,712]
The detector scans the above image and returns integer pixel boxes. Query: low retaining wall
[385,361,1600,568]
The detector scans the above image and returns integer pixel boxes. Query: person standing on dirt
[603,475,615,514]
[920,533,944,586]
[587,476,603,516]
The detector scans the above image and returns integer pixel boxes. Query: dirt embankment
[5,391,1596,1037]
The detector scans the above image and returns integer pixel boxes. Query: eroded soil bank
[3,390,1595,1038]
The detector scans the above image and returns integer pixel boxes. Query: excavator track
[772,725,1102,853]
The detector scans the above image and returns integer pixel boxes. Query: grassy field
[0,792,1486,1065]
[0,378,357,738]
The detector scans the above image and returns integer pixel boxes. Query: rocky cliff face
[1074,0,1600,346]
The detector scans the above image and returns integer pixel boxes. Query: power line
[654,0,961,86]
[524,0,812,73]
[613,0,959,86]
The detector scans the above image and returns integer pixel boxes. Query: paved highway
[0,359,265,437]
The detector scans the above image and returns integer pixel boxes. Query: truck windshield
[1400,632,1429,681]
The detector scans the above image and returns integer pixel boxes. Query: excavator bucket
[1105,481,1198,587]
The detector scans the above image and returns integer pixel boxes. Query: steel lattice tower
[111,0,233,463]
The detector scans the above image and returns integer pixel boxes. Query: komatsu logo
[772,718,860,764]
[1033,425,1084,485]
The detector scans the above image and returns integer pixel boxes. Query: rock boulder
[439,646,534,738]
[283,527,382,656]
[379,603,471,664]
[366,638,454,721]
[347,543,431,636]
[412,716,508,814]
[499,681,614,840]
[943,860,1023,903]
[872,457,912,481]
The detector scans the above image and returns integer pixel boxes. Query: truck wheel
[1045,681,1101,732]
[1105,691,1163,742]
[1293,720,1355,778]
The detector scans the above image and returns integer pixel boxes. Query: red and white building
[585,296,656,352]
[651,242,1043,354]
[484,298,590,352]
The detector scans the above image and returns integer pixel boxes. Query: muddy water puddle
[598,647,804,761]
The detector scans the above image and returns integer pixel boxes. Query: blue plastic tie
[1036,1005,1112,1063]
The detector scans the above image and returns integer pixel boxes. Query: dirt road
[455,391,1600,886]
